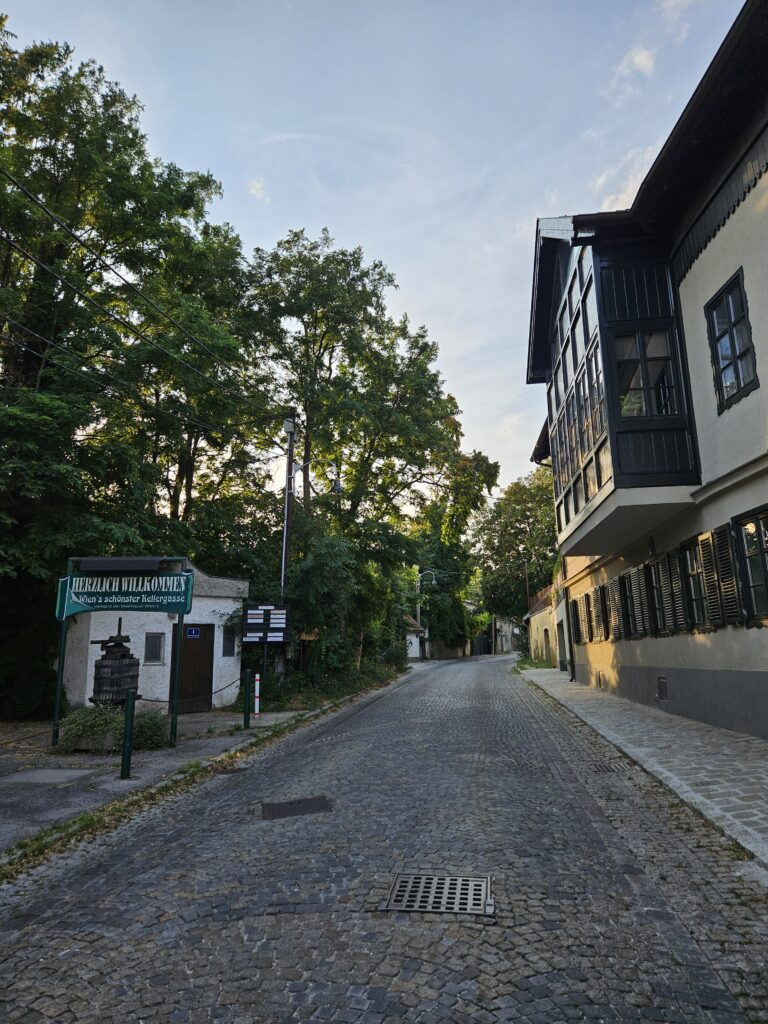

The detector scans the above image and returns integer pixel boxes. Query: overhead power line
[0,232,251,405]
[0,166,256,393]
[2,323,226,436]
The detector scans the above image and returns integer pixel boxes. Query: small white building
[63,563,248,713]
[404,615,429,660]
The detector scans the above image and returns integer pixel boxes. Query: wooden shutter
[629,566,649,635]
[608,576,625,639]
[570,599,582,644]
[592,587,604,641]
[713,525,743,625]
[667,552,687,632]
[578,595,590,643]
[699,533,724,627]
[658,557,675,633]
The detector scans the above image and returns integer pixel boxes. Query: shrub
[60,706,123,753]
[58,705,169,752]
[133,709,169,750]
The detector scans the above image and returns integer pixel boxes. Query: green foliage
[59,705,168,752]
[132,709,170,750]
[474,466,558,620]
[0,16,497,710]
[59,706,123,752]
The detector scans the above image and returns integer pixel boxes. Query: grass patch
[515,657,554,671]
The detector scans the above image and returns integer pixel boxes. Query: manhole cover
[387,873,495,915]
[261,795,333,820]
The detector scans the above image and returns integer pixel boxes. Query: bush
[60,705,123,752]
[133,709,169,750]
[59,705,169,752]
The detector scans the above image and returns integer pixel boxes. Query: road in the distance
[1,656,766,1023]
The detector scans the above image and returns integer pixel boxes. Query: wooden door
[170,623,214,713]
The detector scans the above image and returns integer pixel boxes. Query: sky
[4,0,744,488]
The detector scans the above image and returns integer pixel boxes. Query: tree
[475,466,557,621]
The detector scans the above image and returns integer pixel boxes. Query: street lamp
[280,413,296,596]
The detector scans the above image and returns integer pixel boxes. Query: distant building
[525,0,768,739]
[64,563,247,713]
[404,614,429,660]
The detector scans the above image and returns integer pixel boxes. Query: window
[568,274,579,318]
[583,280,598,342]
[620,575,637,636]
[222,627,236,657]
[144,633,165,664]
[596,440,612,488]
[587,345,605,437]
[738,511,768,618]
[575,372,592,456]
[646,562,667,634]
[706,269,759,412]
[614,329,678,418]
[584,459,597,502]
[599,586,611,640]
[682,542,708,627]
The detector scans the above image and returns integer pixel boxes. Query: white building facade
[63,563,248,713]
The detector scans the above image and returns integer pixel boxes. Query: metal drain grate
[261,795,333,819]
[387,873,494,915]
[591,761,638,773]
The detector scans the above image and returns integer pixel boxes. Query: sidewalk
[0,709,299,851]
[519,667,768,866]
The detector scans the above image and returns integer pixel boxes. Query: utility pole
[280,411,296,596]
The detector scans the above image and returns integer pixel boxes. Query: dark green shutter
[667,552,687,632]
[658,557,675,633]
[608,576,625,638]
[592,586,604,640]
[699,533,724,627]
[713,525,743,625]
[629,566,649,635]
[570,599,582,644]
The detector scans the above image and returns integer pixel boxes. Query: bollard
[121,689,138,780]
[254,673,260,717]
[243,669,252,730]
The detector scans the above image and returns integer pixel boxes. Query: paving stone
[0,658,766,1022]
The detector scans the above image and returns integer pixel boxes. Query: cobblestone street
[1,657,767,1023]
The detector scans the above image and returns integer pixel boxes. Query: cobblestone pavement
[1,657,767,1024]
[520,669,768,866]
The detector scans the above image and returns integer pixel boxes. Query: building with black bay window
[525,0,768,739]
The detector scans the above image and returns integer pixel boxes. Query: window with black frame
[738,510,768,619]
[646,562,666,634]
[620,575,637,636]
[681,541,708,627]
[705,269,758,412]
[614,329,678,418]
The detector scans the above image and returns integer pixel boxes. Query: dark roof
[531,419,550,464]
[526,0,768,385]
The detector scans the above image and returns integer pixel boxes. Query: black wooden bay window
[705,269,759,412]
[614,329,678,418]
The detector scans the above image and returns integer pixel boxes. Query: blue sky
[5,0,744,486]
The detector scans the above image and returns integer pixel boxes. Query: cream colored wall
[529,606,556,666]
[573,624,767,685]
[678,172,768,488]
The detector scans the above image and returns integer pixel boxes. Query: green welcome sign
[56,570,193,620]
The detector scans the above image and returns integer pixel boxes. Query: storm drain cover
[387,873,495,916]
[261,795,333,820]
[591,761,638,773]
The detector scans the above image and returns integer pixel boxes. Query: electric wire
[0,167,256,393]
[0,231,251,404]
[2,331,229,437]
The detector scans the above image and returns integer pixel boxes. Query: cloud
[607,45,656,106]
[246,177,270,201]
[594,142,662,211]
[655,0,700,41]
